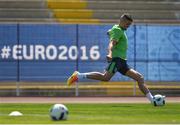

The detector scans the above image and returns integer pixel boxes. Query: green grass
[0,103,180,124]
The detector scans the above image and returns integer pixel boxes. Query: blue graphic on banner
[0,24,179,82]
[147,25,180,81]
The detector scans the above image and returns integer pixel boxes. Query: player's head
[119,13,133,30]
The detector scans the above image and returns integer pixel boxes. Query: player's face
[123,20,132,30]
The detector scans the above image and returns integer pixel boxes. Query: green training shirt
[108,24,128,60]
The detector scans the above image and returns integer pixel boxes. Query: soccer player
[67,13,154,103]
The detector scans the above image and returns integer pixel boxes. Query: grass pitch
[0,103,180,124]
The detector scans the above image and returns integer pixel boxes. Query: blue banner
[0,24,18,81]
[0,24,179,82]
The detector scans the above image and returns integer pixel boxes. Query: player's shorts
[106,57,131,75]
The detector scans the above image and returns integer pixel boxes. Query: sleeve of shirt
[109,28,121,42]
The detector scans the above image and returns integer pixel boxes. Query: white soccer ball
[153,94,165,106]
[49,104,69,120]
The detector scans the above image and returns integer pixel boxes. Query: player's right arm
[107,40,117,62]
[106,27,120,62]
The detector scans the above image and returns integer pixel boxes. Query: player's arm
[106,40,117,62]
[106,28,120,62]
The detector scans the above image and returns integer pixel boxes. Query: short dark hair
[120,13,133,22]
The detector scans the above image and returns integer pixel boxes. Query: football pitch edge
[1,96,180,104]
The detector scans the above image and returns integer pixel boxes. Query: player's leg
[125,69,154,102]
[67,61,116,85]
[114,58,153,102]
[67,71,114,86]
[82,71,114,81]
[78,60,117,82]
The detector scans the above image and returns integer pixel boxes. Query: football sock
[77,72,87,79]
[146,92,154,102]
[78,72,100,79]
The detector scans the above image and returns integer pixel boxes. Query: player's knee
[137,75,145,87]
[102,77,111,82]
[137,74,144,83]
[101,73,111,81]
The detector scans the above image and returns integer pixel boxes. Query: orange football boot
[67,71,78,86]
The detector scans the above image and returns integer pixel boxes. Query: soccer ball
[49,104,69,120]
[153,94,165,106]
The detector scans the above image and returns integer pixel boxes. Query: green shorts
[106,57,131,75]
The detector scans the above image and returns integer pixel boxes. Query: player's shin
[138,83,153,102]
[146,92,154,102]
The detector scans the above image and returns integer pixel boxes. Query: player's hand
[106,55,112,63]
